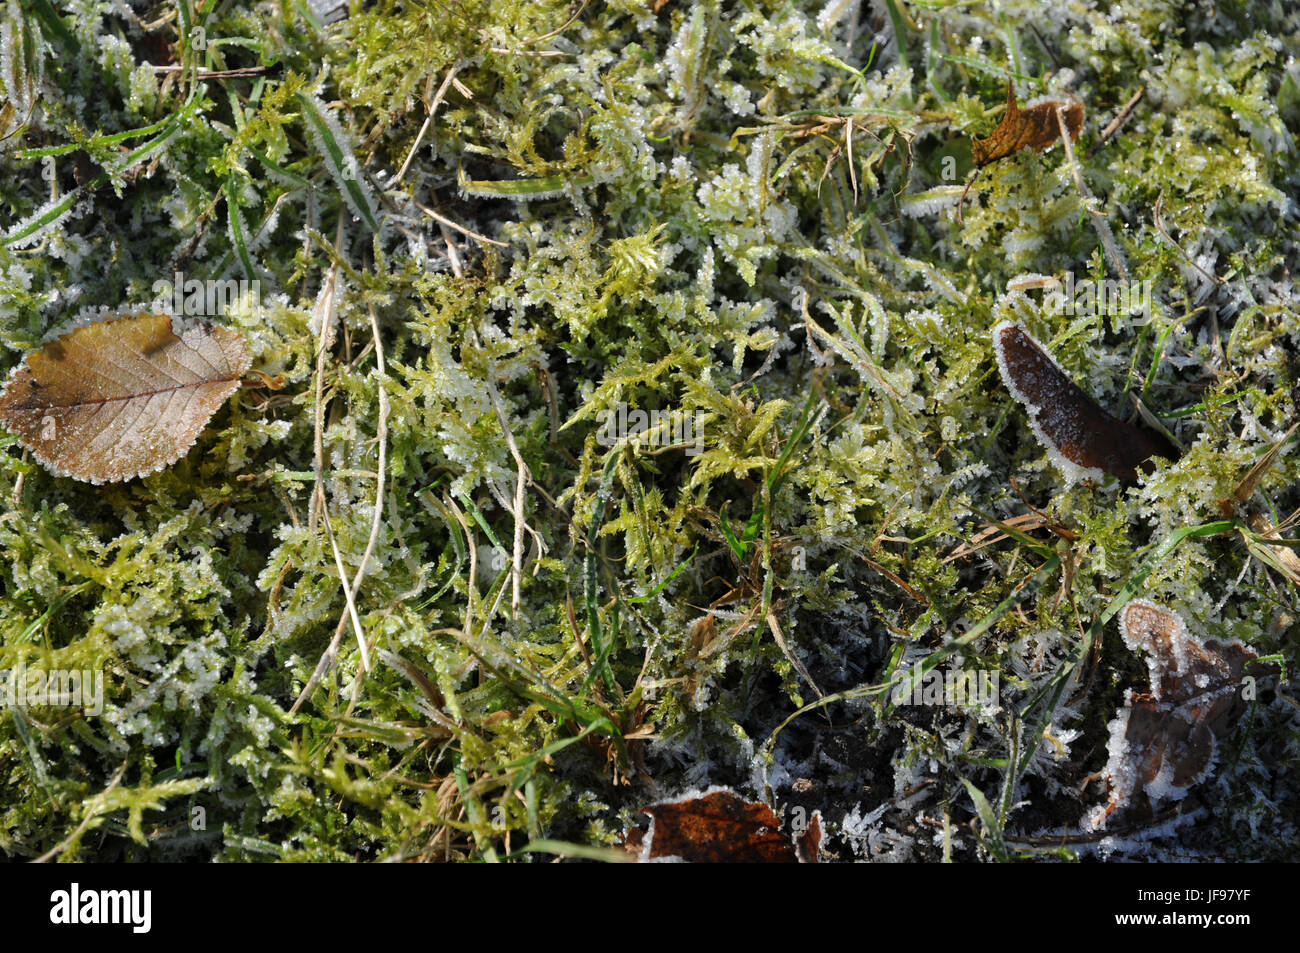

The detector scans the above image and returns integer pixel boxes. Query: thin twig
[438,221,465,277]
[341,305,393,713]
[1153,191,1224,286]
[767,610,826,701]
[1087,85,1145,159]
[453,499,476,639]
[486,44,571,57]
[1056,103,1129,283]
[150,65,271,78]
[31,761,129,863]
[296,225,369,708]
[529,0,589,44]
[289,597,349,714]
[478,337,532,618]
[291,304,391,711]
[396,62,462,185]
[319,501,372,673]
[307,260,339,534]
[845,118,858,204]
[414,200,507,247]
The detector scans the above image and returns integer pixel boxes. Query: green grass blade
[627,544,698,604]
[961,778,1009,862]
[582,452,621,692]
[457,164,592,200]
[881,0,911,72]
[225,176,259,280]
[296,90,381,232]
[505,838,634,862]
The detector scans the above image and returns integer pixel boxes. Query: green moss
[0,0,1296,861]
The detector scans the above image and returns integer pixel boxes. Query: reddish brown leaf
[1101,600,1277,817]
[0,312,251,484]
[971,83,1083,168]
[636,789,798,863]
[992,320,1178,482]
[793,809,822,863]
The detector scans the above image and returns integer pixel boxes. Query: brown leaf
[634,789,799,863]
[1233,422,1298,504]
[0,312,251,484]
[1100,600,1277,818]
[993,321,1178,482]
[971,83,1083,168]
[793,809,822,863]
[1245,512,1300,585]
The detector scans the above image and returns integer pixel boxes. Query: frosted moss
[0,0,1296,861]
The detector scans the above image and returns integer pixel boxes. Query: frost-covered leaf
[1098,600,1277,820]
[0,313,251,483]
[992,321,1177,483]
[628,788,803,863]
[971,83,1083,167]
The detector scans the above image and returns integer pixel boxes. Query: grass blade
[297,91,381,232]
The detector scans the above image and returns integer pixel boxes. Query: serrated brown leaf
[1100,600,1278,820]
[971,83,1083,168]
[0,312,251,483]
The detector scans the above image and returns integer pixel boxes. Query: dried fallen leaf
[0,312,251,483]
[1244,512,1300,585]
[1097,600,1276,823]
[971,83,1083,168]
[793,809,822,863]
[631,788,802,863]
[992,320,1178,483]
[1232,422,1298,505]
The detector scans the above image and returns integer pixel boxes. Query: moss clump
[0,0,1296,861]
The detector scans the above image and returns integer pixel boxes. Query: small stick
[320,499,371,674]
[415,200,507,247]
[844,118,858,204]
[956,167,980,225]
[1153,191,1223,286]
[396,63,462,185]
[1087,85,1145,159]
[1057,103,1130,283]
[437,221,464,277]
[767,610,826,701]
[150,65,271,78]
[477,333,532,618]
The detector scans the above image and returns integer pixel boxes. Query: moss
[0,0,1297,861]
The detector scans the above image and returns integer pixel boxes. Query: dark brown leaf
[1101,600,1277,818]
[971,83,1083,168]
[0,312,251,483]
[993,320,1178,482]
